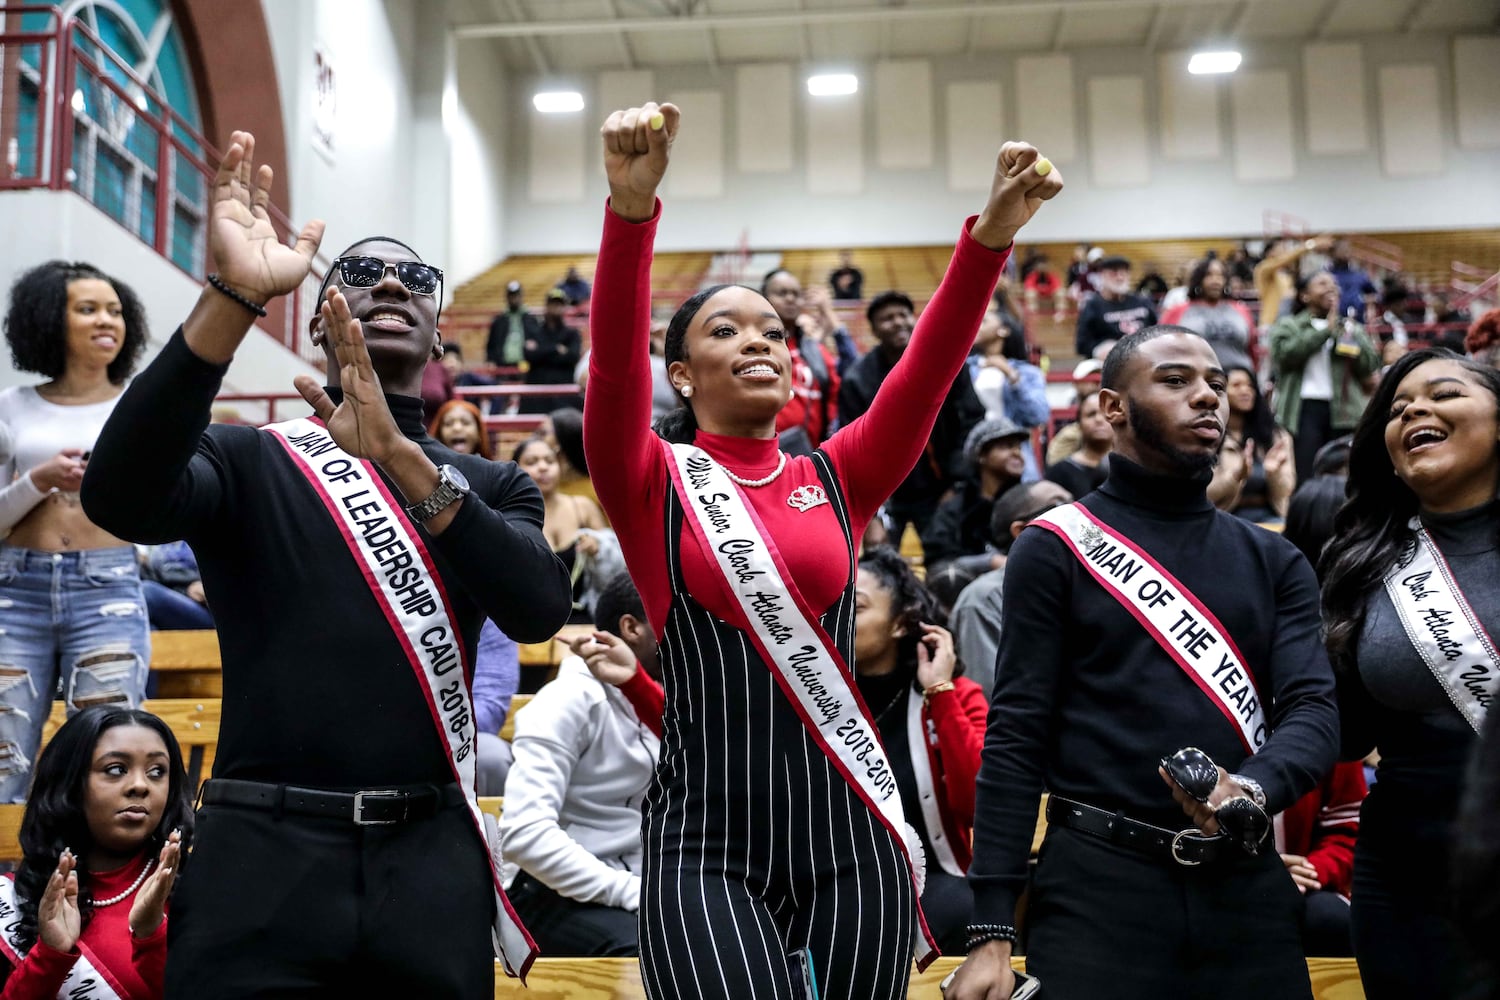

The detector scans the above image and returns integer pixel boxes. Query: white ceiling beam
[601,0,637,68]
[965,0,983,57]
[1313,0,1342,38]
[492,0,552,73]
[1227,0,1253,36]
[1050,8,1069,49]
[1397,0,1430,31]
[1144,3,1171,48]
[455,0,1279,40]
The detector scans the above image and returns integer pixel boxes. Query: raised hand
[210,130,325,304]
[292,289,406,463]
[38,850,81,954]
[129,829,182,939]
[972,142,1065,251]
[915,623,957,690]
[30,449,87,492]
[601,102,681,223]
[571,630,639,687]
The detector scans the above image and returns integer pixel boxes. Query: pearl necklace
[93,858,153,907]
[722,451,787,488]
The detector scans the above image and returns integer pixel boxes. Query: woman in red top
[0,706,191,1000]
[584,100,1059,999]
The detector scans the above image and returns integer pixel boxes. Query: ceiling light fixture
[533,91,584,113]
[807,73,858,96]
[1188,51,1242,75]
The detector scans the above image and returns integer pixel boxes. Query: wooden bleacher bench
[149,629,222,698]
[490,957,1365,998]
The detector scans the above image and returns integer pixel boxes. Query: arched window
[17,0,209,272]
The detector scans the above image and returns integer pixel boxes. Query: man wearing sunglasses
[82,131,572,997]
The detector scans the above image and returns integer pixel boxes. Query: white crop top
[0,384,125,534]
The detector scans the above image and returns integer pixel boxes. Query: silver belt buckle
[1170,828,1206,867]
[352,789,406,825]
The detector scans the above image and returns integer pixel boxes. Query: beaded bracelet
[966,923,1018,951]
[206,273,268,317]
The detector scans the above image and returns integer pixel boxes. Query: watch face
[442,464,470,493]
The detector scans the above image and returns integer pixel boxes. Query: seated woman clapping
[0,706,193,1000]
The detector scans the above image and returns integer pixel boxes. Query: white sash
[1032,503,1267,754]
[663,442,940,969]
[0,878,125,1000]
[1383,518,1498,734]
[264,418,537,980]
[905,691,963,878]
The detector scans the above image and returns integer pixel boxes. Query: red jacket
[1274,760,1366,897]
[903,676,988,876]
[620,671,987,876]
[775,338,841,445]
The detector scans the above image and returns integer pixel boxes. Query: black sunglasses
[333,255,444,296]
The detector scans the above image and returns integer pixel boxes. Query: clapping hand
[571,630,638,687]
[972,142,1065,251]
[293,290,406,463]
[129,829,182,939]
[601,101,681,223]
[209,131,324,306]
[38,849,81,953]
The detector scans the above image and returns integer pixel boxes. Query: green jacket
[1268,311,1381,432]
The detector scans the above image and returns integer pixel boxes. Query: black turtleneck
[968,453,1339,925]
[82,329,571,788]
[1342,498,1498,790]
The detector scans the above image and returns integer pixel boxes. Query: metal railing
[0,4,325,360]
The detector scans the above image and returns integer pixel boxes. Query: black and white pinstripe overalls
[639,453,915,1000]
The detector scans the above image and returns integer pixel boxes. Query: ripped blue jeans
[0,546,149,801]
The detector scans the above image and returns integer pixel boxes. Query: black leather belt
[201,778,465,826]
[1046,795,1229,866]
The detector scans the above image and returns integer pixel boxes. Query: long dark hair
[1321,348,1500,672]
[1227,365,1278,452]
[653,284,734,445]
[8,707,195,960]
[4,261,149,383]
[857,546,953,679]
[1283,474,1347,580]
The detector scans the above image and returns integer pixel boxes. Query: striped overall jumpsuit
[584,200,1009,1000]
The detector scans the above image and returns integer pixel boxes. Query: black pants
[1293,398,1335,483]
[1025,827,1311,1000]
[1302,889,1353,957]
[922,867,974,956]
[1351,786,1485,1000]
[508,871,638,957]
[166,802,494,999]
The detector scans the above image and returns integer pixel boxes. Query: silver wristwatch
[405,464,470,523]
[1227,773,1267,809]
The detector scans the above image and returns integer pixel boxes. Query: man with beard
[1075,255,1157,361]
[945,327,1338,1000]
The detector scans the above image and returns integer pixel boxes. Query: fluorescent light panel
[533,91,584,113]
[1188,51,1242,75]
[807,74,858,96]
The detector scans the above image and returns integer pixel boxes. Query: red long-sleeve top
[583,200,1009,638]
[1275,760,1366,897]
[0,859,166,1000]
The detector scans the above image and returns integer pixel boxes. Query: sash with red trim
[663,441,940,969]
[1032,502,1267,754]
[263,418,537,980]
[0,876,127,999]
[1384,517,1497,733]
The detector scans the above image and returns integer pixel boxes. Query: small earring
[681,385,694,398]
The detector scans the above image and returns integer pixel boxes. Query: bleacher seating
[490,957,1366,998]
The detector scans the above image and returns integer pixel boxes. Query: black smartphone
[789,948,820,1000]
[939,968,1041,999]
